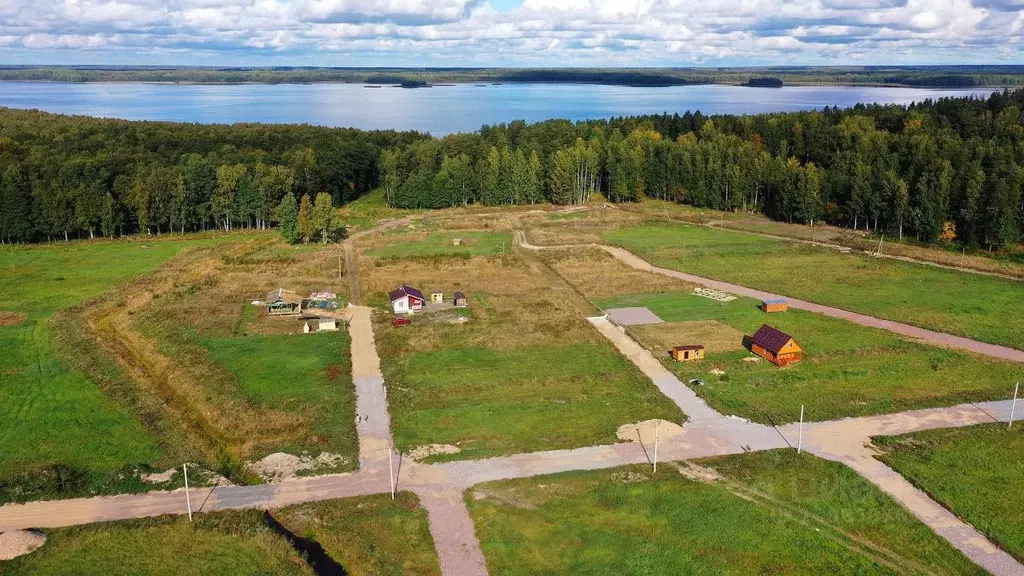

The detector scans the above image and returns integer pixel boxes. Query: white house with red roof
[390,284,425,314]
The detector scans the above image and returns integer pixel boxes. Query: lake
[0,81,1000,135]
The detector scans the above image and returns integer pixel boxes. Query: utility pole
[183,463,193,521]
[653,420,660,473]
[1010,383,1019,431]
[388,446,396,500]
[338,254,343,279]
[798,405,805,454]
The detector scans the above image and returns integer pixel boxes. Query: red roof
[389,284,425,303]
[751,324,794,354]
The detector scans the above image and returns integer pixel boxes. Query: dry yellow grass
[538,247,694,298]
[631,320,746,358]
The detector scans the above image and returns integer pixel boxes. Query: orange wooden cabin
[750,324,802,367]
[761,298,788,313]
[672,344,705,362]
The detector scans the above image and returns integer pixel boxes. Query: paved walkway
[349,306,395,470]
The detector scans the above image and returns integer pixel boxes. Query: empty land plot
[537,247,693,298]
[0,510,311,576]
[875,424,1024,562]
[603,223,1024,350]
[275,492,441,576]
[0,236,245,502]
[367,230,512,259]
[123,235,357,475]
[595,291,1023,424]
[363,240,683,462]
[467,451,981,575]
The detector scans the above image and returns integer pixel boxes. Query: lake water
[0,81,999,135]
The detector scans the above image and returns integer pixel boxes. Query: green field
[468,451,981,575]
[596,291,1022,423]
[276,492,441,576]
[0,237,238,502]
[603,224,1024,350]
[385,343,683,461]
[0,511,310,576]
[203,331,358,466]
[367,231,512,259]
[876,424,1024,562]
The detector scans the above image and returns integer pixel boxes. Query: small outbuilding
[762,298,789,313]
[267,288,303,316]
[390,284,425,314]
[303,317,339,333]
[452,238,463,246]
[672,344,705,362]
[750,324,802,367]
[431,292,444,304]
[453,291,468,308]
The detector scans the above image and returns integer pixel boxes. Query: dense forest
[2,65,1024,88]
[381,89,1024,249]
[2,88,1023,249]
[0,109,421,242]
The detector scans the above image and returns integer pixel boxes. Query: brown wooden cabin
[672,344,705,362]
[750,324,802,366]
[762,298,789,313]
[453,291,468,308]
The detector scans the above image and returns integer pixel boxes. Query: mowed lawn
[0,237,237,500]
[467,451,981,575]
[276,492,441,576]
[386,343,683,461]
[603,224,1024,350]
[596,291,1022,423]
[875,424,1024,562]
[366,231,512,258]
[203,331,358,465]
[0,511,310,576]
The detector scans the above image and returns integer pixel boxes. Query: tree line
[0,108,421,242]
[380,89,1024,249]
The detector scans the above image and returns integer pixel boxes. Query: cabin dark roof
[763,298,787,305]
[453,291,466,299]
[267,288,302,305]
[751,324,794,354]
[389,284,425,302]
[674,344,705,351]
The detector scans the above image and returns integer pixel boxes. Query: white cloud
[0,0,1020,65]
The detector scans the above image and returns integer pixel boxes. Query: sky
[0,0,1022,67]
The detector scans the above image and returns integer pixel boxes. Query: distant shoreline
[0,66,1021,89]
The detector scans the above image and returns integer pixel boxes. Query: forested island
[2,65,1024,88]
[1,89,1022,251]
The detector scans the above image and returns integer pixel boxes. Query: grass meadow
[0,235,244,502]
[366,230,512,259]
[467,451,981,575]
[595,291,1022,424]
[0,511,310,576]
[603,223,1024,350]
[276,492,441,576]
[875,424,1024,562]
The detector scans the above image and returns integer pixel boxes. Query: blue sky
[1,0,1022,66]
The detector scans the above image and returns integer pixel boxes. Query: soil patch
[0,530,46,561]
[408,443,461,461]
[616,419,686,446]
[249,452,349,482]
[0,311,27,326]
